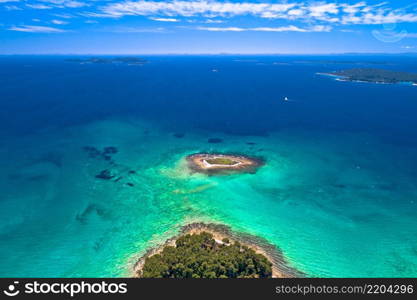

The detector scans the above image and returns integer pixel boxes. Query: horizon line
[1,52,417,56]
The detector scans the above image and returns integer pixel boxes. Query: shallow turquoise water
[1,56,417,277]
[1,118,417,277]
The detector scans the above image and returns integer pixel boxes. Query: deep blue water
[1,55,417,140]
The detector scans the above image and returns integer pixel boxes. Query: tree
[140,232,273,278]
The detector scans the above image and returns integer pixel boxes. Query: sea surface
[1,55,417,277]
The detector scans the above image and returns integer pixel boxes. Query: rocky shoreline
[133,222,303,278]
[186,153,264,175]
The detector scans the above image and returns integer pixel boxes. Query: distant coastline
[133,222,303,278]
[65,57,148,65]
[317,68,417,86]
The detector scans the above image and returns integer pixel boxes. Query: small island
[319,68,417,85]
[186,153,264,175]
[65,57,148,65]
[134,223,302,278]
[139,232,272,278]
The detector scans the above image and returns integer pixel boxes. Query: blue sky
[1,0,417,54]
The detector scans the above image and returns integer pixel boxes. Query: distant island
[65,57,148,65]
[295,60,389,66]
[134,223,302,278]
[319,68,417,85]
[186,153,264,175]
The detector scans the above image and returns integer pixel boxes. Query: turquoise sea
[1,55,417,277]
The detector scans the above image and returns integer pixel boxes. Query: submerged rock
[95,169,115,180]
[173,133,185,138]
[82,146,101,158]
[76,203,106,224]
[39,152,63,168]
[83,146,118,161]
[208,138,223,144]
[102,155,112,161]
[114,176,123,182]
[103,146,118,155]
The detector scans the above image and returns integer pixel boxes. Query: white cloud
[287,9,305,17]
[53,13,75,19]
[204,19,224,24]
[196,25,332,32]
[39,0,88,8]
[341,2,366,14]
[96,1,296,19]
[22,0,88,10]
[26,4,53,10]
[51,19,69,25]
[402,45,416,49]
[106,26,167,33]
[88,1,417,26]
[339,29,359,33]
[4,5,21,10]
[149,17,179,22]
[197,27,245,32]
[8,25,67,32]
[309,3,339,18]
